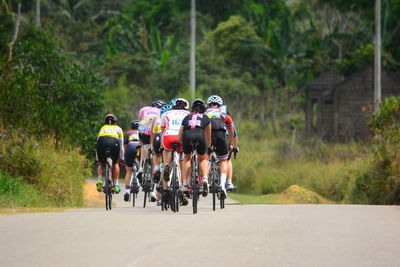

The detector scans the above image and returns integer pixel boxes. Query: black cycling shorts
[212,130,229,159]
[153,133,162,155]
[139,133,150,145]
[124,142,139,167]
[182,129,207,155]
[96,136,120,163]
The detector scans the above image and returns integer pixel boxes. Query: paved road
[1,190,400,267]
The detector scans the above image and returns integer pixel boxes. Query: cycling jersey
[138,106,160,135]
[124,129,139,144]
[181,113,211,131]
[205,107,234,130]
[152,117,162,134]
[161,109,190,152]
[98,124,123,139]
[161,109,190,136]
[96,124,124,162]
[181,113,211,155]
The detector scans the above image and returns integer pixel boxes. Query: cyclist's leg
[124,143,136,195]
[138,134,150,175]
[214,130,229,194]
[181,131,193,187]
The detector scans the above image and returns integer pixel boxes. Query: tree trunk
[271,87,278,136]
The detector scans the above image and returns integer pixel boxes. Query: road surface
[1,190,399,267]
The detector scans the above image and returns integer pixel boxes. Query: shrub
[0,128,88,207]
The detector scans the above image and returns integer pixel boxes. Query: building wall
[336,66,374,141]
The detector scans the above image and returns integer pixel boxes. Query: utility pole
[374,0,381,111]
[36,0,41,28]
[190,0,196,100]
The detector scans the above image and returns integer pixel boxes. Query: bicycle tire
[142,157,152,208]
[130,166,137,207]
[191,156,198,214]
[169,162,177,213]
[212,161,217,211]
[105,164,111,210]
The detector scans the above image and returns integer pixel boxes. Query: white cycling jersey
[161,109,190,136]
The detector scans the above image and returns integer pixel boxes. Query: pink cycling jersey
[138,106,160,135]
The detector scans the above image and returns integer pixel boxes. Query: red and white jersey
[161,109,190,136]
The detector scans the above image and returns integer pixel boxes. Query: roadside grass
[233,121,372,204]
[0,131,90,208]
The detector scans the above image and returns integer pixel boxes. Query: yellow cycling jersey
[152,117,162,134]
[98,124,123,139]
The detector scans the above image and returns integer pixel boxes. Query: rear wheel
[105,164,112,210]
[191,157,198,214]
[211,165,217,211]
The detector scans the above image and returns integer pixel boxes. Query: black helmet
[130,120,139,129]
[104,113,117,125]
[152,98,167,108]
[191,98,206,113]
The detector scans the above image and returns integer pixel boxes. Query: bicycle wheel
[130,165,137,207]
[170,163,179,212]
[143,158,152,208]
[211,161,217,211]
[191,157,198,214]
[105,164,110,210]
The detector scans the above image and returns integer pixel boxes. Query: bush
[0,129,88,207]
[346,97,400,204]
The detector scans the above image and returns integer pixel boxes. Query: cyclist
[178,99,212,198]
[160,98,190,203]
[150,104,171,205]
[123,120,140,201]
[96,113,124,194]
[205,95,235,198]
[137,99,166,180]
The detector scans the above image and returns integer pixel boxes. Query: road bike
[208,147,224,210]
[129,161,140,207]
[161,142,182,213]
[141,144,153,208]
[103,148,114,211]
[190,142,202,214]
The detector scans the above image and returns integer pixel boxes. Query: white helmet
[207,95,223,107]
[173,98,189,110]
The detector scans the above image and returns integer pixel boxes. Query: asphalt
[1,189,400,267]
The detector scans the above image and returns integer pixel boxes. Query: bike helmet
[169,98,177,106]
[104,113,117,125]
[152,98,167,108]
[173,98,189,110]
[207,95,223,107]
[130,120,139,129]
[191,98,206,113]
[160,104,171,116]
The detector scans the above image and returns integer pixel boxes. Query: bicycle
[190,142,202,214]
[129,161,140,207]
[103,148,114,211]
[208,147,224,211]
[141,144,153,208]
[161,142,182,213]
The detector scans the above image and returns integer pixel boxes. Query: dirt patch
[276,185,332,204]
[83,182,104,208]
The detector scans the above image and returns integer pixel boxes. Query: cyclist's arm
[227,127,234,149]
[150,120,156,146]
[205,124,212,148]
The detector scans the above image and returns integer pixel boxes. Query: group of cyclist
[95,95,239,207]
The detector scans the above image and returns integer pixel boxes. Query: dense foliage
[347,97,400,204]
